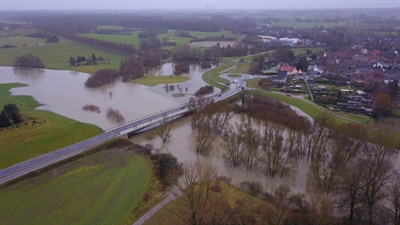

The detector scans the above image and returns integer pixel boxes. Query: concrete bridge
[0,76,246,185]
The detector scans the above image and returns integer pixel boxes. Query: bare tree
[264,184,291,225]
[258,121,298,178]
[195,121,215,154]
[358,127,394,225]
[307,191,334,225]
[331,123,366,166]
[221,125,243,167]
[237,114,260,170]
[299,112,333,160]
[153,115,173,143]
[173,161,218,225]
[387,172,400,225]
[336,159,364,224]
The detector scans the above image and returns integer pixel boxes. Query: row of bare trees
[184,93,399,224]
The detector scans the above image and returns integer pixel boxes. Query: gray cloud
[1,0,399,10]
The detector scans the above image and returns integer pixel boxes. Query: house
[272,71,288,83]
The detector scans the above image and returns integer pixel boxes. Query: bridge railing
[104,105,184,133]
[105,85,242,134]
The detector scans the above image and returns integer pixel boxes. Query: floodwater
[0,66,181,130]
[148,62,220,103]
[130,113,400,194]
[129,114,310,194]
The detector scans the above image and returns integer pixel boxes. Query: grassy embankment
[0,38,125,74]
[227,62,251,74]
[134,74,190,86]
[202,62,234,91]
[0,83,102,169]
[0,140,154,225]
[143,182,272,225]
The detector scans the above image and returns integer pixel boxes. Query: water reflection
[1,66,180,130]
[148,63,220,104]
[129,114,309,194]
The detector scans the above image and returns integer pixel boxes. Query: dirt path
[132,187,182,225]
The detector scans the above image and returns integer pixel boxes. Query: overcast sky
[1,0,399,10]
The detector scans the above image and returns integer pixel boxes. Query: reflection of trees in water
[105,107,125,123]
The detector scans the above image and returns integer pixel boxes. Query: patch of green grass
[0,36,46,47]
[144,182,271,225]
[227,62,251,74]
[292,47,325,55]
[335,111,372,124]
[271,21,345,29]
[246,78,262,88]
[202,62,233,91]
[0,39,126,74]
[79,33,141,47]
[0,147,152,225]
[97,25,125,30]
[133,74,190,86]
[226,74,242,78]
[251,90,348,125]
[0,29,37,37]
[0,83,102,169]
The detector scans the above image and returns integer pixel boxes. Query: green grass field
[270,21,345,29]
[80,33,141,47]
[202,62,233,91]
[133,74,190,86]
[226,74,242,78]
[250,90,348,125]
[144,182,272,225]
[227,62,251,74]
[0,36,46,47]
[0,28,37,37]
[97,25,125,30]
[0,38,126,74]
[0,145,152,225]
[246,78,262,88]
[0,83,102,169]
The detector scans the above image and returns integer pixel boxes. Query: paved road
[0,75,244,185]
[132,187,182,225]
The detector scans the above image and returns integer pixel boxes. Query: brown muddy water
[130,113,400,194]
[147,63,221,103]
[0,64,212,130]
[129,114,311,194]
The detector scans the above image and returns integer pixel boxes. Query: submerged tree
[153,115,173,143]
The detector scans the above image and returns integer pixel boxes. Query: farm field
[0,83,102,169]
[0,36,45,47]
[79,28,243,49]
[270,21,346,28]
[0,142,153,225]
[0,38,126,74]
[0,28,37,37]
[79,32,141,47]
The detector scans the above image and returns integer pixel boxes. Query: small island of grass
[133,74,190,86]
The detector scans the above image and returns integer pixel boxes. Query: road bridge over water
[0,75,247,185]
